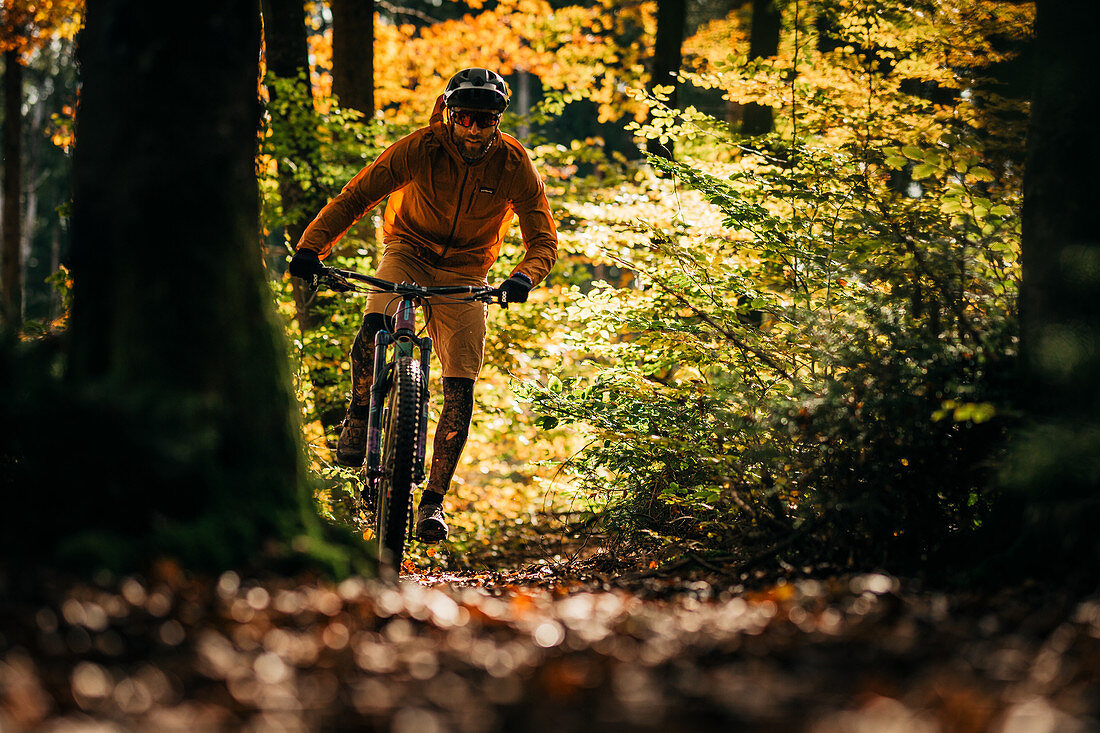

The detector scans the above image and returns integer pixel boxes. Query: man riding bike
[288,68,559,545]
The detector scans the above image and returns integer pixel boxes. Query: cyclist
[288,68,558,545]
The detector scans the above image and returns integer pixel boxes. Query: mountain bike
[313,265,505,570]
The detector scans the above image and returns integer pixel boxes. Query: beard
[454,128,496,163]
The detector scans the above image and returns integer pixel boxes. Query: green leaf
[952,402,996,424]
[911,163,937,180]
[535,415,560,430]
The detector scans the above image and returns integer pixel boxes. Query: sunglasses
[450,109,501,129]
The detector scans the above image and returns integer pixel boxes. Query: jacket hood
[429,94,447,129]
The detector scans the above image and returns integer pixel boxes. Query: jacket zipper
[465,176,482,214]
[440,165,471,263]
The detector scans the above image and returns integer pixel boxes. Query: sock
[419,490,445,508]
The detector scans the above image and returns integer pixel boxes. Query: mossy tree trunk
[1008,0,1100,579]
[50,0,346,573]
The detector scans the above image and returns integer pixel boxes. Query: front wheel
[374,355,423,570]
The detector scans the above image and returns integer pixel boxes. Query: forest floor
[3,542,1100,733]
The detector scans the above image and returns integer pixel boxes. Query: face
[448,107,501,161]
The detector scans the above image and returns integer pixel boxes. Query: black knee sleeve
[349,312,396,413]
[363,311,394,335]
[353,312,394,359]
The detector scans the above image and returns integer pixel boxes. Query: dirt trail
[2,565,1098,732]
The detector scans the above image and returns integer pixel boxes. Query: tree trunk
[21,90,45,319]
[646,0,687,160]
[741,0,781,136]
[261,0,327,331]
[53,0,341,572]
[49,222,60,321]
[330,0,377,257]
[331,0,374,115]
[1009,0,1100,576]
[514,69,532,140]
[2,48,23,330]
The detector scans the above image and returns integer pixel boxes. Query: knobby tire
[374,355,422,570]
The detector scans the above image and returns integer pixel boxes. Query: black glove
[499,273,532,304]
[288,248,323,281]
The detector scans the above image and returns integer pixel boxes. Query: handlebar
[314,265,508,305]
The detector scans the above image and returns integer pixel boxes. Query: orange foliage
[683,10,747,71]
[0,0,83,58]
[308,27,335,112]
[309,0,654,125]
[49,104,76,152]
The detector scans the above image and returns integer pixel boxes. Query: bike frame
[365,293,433,490]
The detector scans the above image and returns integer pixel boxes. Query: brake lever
[316,267,353,293]
[483,290,507,308]
[327,275,353,293]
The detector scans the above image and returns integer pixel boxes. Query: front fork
[364,329,393,485]
[415,336,433,484]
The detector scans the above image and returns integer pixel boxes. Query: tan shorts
[365,242,488,380]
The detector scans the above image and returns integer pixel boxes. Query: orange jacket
[296,96,558,285]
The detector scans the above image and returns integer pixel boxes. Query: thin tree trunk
[21,92,45,318]
[515,69,531,140]
[330,0,376,258]
[646,0,687,160]
[261,0,327,330]
[49,222,60,321]
[722,0,753,124]
[2,48,24,329]
[741,0,781,136]
[331,0,374,115]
